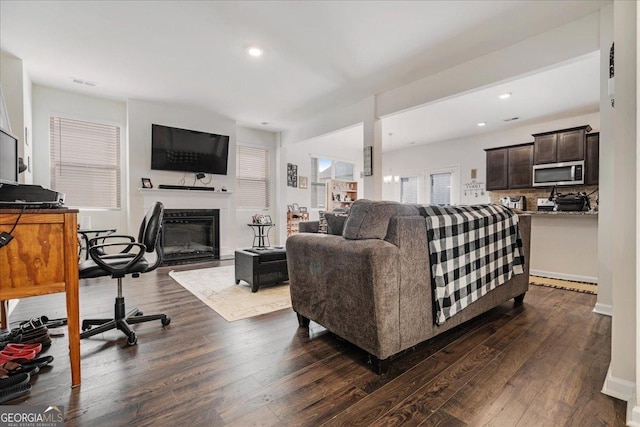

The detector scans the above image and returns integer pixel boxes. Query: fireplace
[161,209,220,265]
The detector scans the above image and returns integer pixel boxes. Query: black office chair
[79,202,170,345]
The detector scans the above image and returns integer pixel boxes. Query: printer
[0,183,65,208]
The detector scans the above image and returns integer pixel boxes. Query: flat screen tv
[151,124,229,175]
[0,127,18,185]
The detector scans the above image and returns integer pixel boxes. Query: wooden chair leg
[1,300,8,330]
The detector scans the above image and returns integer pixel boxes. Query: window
[430,172,451,206]
[425,166,459,206]
[310,157,355,209]
[236,145,269,209]
[49,117,121,209]
[400,176,418,204]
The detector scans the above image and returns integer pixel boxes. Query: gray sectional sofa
[286,200,531,373]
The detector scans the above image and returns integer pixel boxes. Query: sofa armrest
[287,233,402,359]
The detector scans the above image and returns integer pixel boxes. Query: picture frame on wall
[141,177,153,189]
[363,146,373,176]
[287,163,298,187]
[298,176,308,189]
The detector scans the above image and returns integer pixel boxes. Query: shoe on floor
[0,383,31,404]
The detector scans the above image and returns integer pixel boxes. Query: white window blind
[236,145,269,208]
[401,176,418,204]
[49,117,121,209]
[430,172,451,206]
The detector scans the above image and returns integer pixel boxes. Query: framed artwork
[287,163,298,187]
[363,146,373,176]
[298,176,308,189]
[141,177,153,188]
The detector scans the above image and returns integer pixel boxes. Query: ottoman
[234,248,289,293]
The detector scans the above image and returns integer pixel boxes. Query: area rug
[168,265,291,322]
[529,275,597,295]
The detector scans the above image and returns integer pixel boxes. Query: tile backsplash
[489,185,599,212]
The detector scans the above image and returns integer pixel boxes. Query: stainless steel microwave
[532,160,584,187]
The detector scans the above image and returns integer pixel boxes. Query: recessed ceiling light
[477,122,487,127]
[498,92,512,99]
[247,46,264,57]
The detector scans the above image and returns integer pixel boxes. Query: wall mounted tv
[151,124,230,175]
[0,127,19,185]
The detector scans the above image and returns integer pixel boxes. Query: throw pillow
[342,199,420,240]
[324,213,348,235]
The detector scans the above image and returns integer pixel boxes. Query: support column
[595,3,614,316]
[602,1,638,420]
[363,96,382,200]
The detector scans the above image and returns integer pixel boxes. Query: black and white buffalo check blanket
[417,204,525,325]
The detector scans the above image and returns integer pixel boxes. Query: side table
[247,223,275,248]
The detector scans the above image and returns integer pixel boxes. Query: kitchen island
[525,210,598,283]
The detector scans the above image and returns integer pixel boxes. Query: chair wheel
[127,333,138,346]
[161,317,171,326]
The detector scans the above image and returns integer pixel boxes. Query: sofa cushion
[342,199,420,240]
[325,213,348,235]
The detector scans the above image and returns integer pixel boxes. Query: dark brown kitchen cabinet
[485,147,508,190]
[585,132,599,185]
[533,134,557,164]
[508,144,534,188]
[532,125,591,165]
[557,129,586,162]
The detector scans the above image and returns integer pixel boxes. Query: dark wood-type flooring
[5,261,626,426]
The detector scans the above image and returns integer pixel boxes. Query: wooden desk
[0,209,81,387]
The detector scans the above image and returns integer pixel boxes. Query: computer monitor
[0,127,19,185]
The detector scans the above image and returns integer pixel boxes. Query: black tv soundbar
[158,185,217,191]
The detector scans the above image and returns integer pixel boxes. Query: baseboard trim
[530,269,598,284]
[602,365,635,401]
[629,398,640,427]
[593,302,613,317]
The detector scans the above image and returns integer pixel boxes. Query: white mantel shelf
[138,188,232,195]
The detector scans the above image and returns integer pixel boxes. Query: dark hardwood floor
[5,261,626,426]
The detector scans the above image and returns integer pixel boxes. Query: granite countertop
[524,210,598,216]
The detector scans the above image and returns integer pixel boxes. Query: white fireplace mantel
[139,188,233,256]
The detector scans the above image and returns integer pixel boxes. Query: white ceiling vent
[71,77,96,87]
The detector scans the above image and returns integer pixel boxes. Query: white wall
[0,51,32,184]
[596,3,614,316]
[22,66,32,185]
[603,0,638,419]
[127,99,237,252]
[32,85,127,232]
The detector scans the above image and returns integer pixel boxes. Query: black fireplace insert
[161,209,220,265]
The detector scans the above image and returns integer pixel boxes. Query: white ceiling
[381,52,600,150]
[0,1,605,134]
